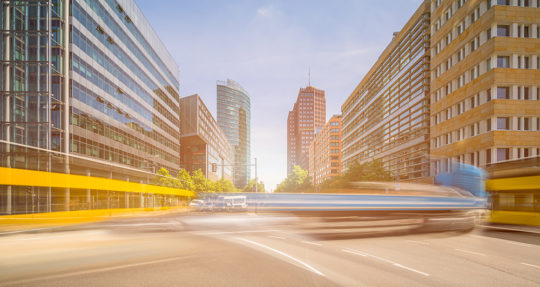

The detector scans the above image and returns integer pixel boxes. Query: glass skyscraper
[216,79,251,188]
[1,0,180,214]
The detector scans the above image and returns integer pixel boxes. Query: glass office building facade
[216,79,251,188]
[1,0,181,214]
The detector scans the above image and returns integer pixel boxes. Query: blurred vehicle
[189,199,204,208]
[237,164,488,234]
[214,195,248,212]
[199,199,215,212]
[485,156,540,227]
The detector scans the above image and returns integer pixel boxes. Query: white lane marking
[268,235,285,239]
[521,262,540,269]
[302,241,322,246]
[455,248,486,256]
[0,256,188,286]
[0,227,52,235]
[195,229,280,236]
[471,235,537,248]
[102,223,181,229]
[342,248,367,257]
[234,237,325,276]
[342,248,429,276]
[406,240,430,245]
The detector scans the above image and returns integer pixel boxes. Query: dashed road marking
[406,240,430,245]
[342,248,429,276]
[521,262,540,269]
[268,235,285,239]
[455,248,486,256]
[302,241,322,246]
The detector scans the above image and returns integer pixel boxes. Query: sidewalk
[0,207,189,234]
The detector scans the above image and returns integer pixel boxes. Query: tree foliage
[242,178,266,193]
[275,165,314,193]
[152,168,238,193]
[319,159,393,190]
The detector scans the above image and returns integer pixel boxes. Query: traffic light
[212,163,217,173]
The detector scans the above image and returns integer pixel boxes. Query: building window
[497,56,510,68]
[497,25,510,37]
[497,87,509,99]
[524,118,530,130]
[497,148,509,162]
[486,149,491,165]
[497,0,510,5]
[487,119,491,131]
[497,117,509,130]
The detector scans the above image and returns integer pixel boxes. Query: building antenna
[308,67,311,87]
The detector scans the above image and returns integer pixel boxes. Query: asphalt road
[1,211,539,286]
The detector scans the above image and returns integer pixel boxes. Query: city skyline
[136,0,425,189]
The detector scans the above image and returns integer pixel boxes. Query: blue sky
[136,0,423,190]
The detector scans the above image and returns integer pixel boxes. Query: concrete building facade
[216,79,251,188]
[429,0,540,173]
[341,1,432,181]
[287,86,326,174]
[180,95,233,182]
[308,115,342,185]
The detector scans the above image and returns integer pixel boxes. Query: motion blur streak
[0,167,194,197]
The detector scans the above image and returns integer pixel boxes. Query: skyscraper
[217,79,251,188]
[287,86,326,174]
[1,0,181,213]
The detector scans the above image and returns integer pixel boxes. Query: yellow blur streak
[490,210,540,227]
[486,175,540,191]
[0,167,194,197]
[0,207,187,232]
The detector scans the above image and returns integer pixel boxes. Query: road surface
[1,211,539,286]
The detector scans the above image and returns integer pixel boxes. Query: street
[1,211,539,286]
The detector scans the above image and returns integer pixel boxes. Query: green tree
[176,169,195,191]
[319,159,393,191]
[275,165,314,193]
[242,178,265,193]
[217,179,238,193]
[191,169,209,193]
[153,167,176,187]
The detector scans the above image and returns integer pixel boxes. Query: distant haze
[136,0,423,189]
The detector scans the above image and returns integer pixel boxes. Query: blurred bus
[485,156,540,227]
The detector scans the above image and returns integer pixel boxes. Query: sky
[136,0,423,190]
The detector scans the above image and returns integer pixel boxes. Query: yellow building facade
[429,0,540,173]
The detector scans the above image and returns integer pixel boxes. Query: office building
[342,1,432,181]
[287,86,326,174]
[308,115,342,185]
[180,95,233,181]
[1,0,181,213]
[216,79,251,188]
[429,0,540,173]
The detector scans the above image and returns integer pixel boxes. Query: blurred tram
[243,164,488,234]
[485,156,540,227]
